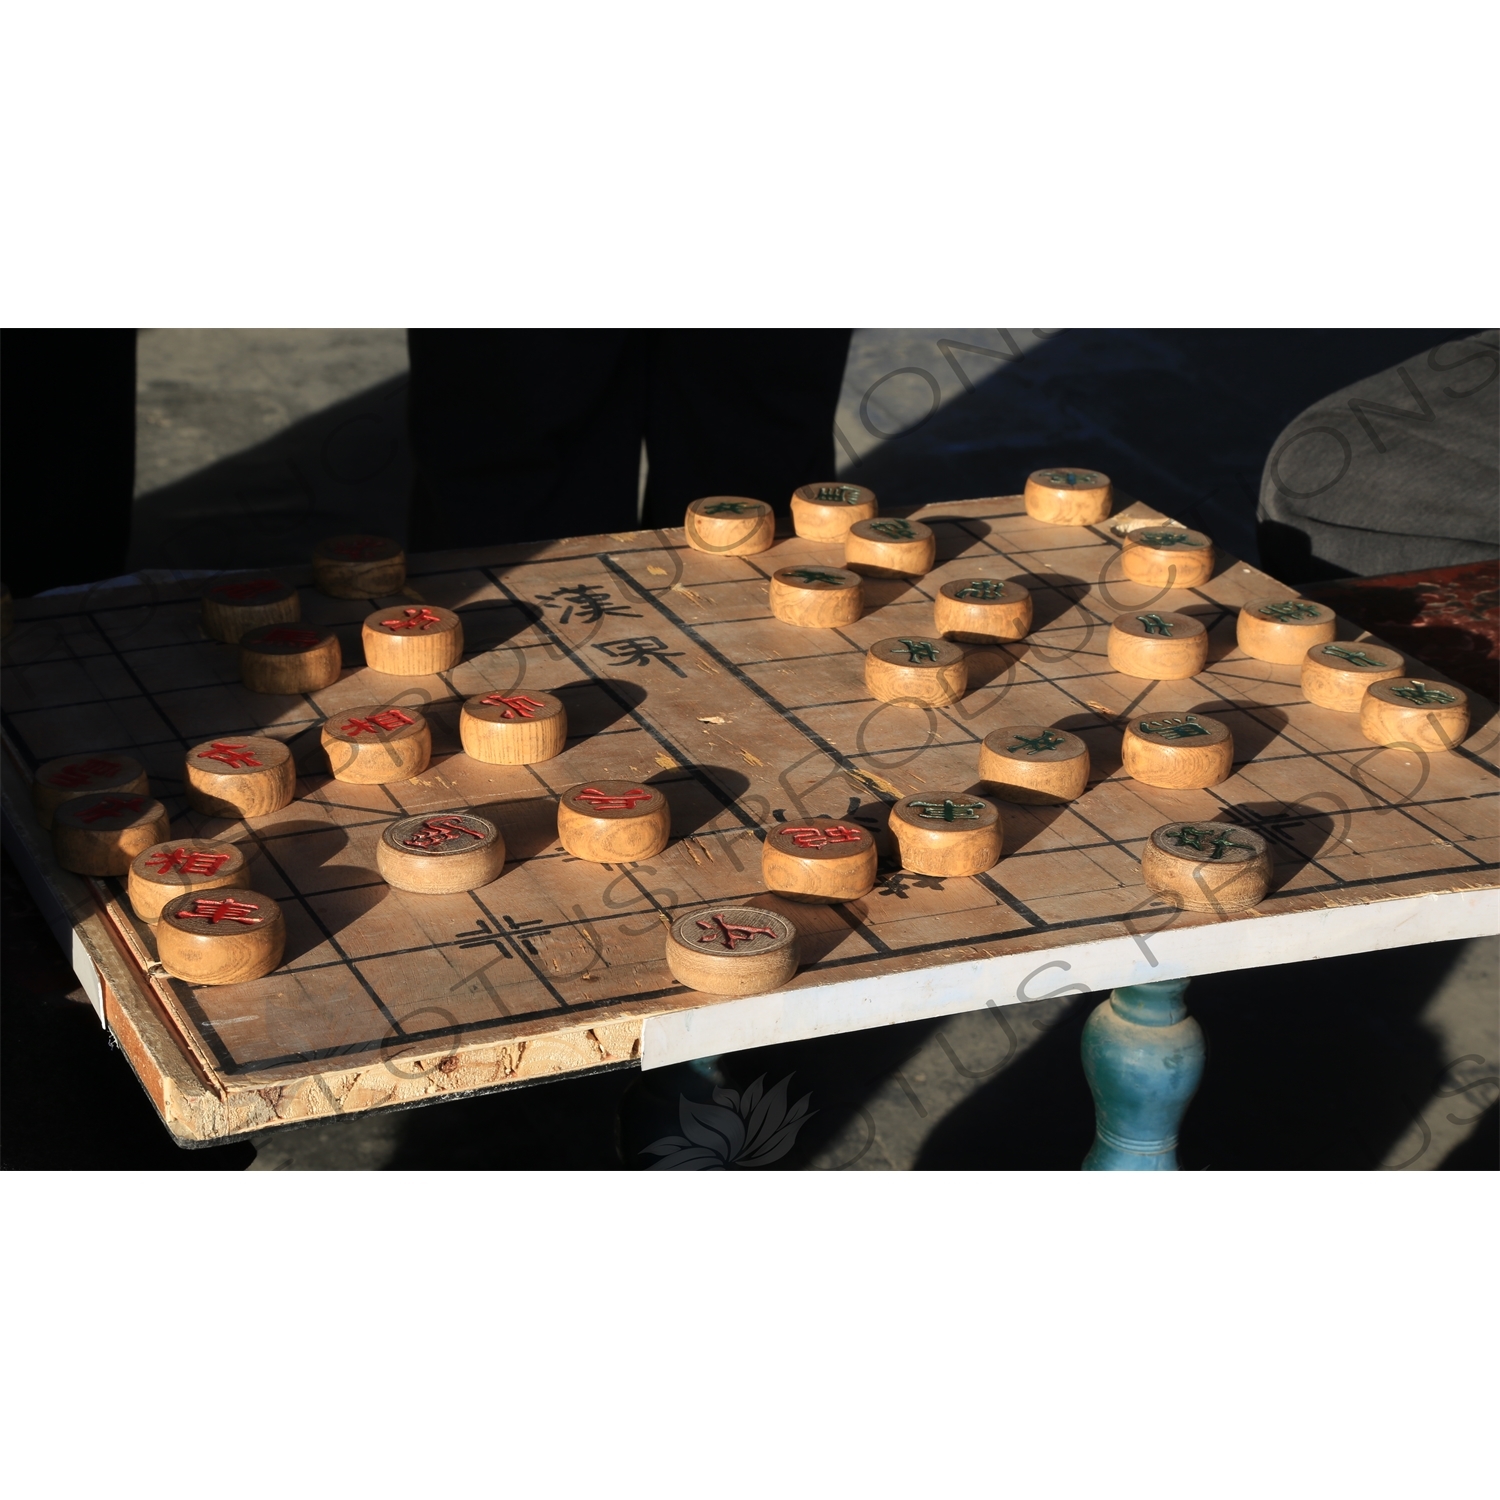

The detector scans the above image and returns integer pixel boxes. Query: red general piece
[696,914,777,949]
[342,708,416,736]
[196,741,262,768]
[381,606,442,631]
[145,848,233,876]
[781,824,863,849]
[480,693,546,720]
[175,896,262,924]
[47,756,123,788]
[76,795,146,824]
[402,815,485,849]
[575,786,652,810]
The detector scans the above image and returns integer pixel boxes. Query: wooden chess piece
[156,887,286,984]
[52,792,171,876]
[1360,678,1471,752]
[377,811,506,894]
[844,516,936,578]
[684,497,776,555]
[865,635,967,706]
[200,576,300,644]
[127,838,246,924]
[1302,640,1404,711]
[239,622,342,694]
[761,816,877,903]
[789,482,878,540]
[1235,596,1337,664]
[934,577,1033,644]
[460,689,568,764]
[1107,611,1208,680]
[32,752,149,830]
[557,781,672,862]
[978,725,1090,805]
[888,793,1003,877]
[184,735,296,818]
[1023,467,1113,525]
[665,906,800,996]
[1121,712,1234,789]
[768,566,864,628]
[1119,526,1215,588]
[362,604,464,676]
[312,534,406,598]
[1141,821,1272,913]
[322,705,432,783]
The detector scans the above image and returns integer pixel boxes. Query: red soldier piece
[174,896,264,925]
[575,786,652,811]
[696,914,777,949]
[196,741,262,769]
[380,606,443,631]
[145,847,234,877]
[342,708,416,736]
[480,693,546,720]
[47,756,123,789]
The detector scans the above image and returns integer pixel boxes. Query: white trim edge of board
[640,888,1500,1069]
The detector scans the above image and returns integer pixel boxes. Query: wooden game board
[3,496,1497,1143]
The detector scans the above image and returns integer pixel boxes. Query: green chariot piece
[893,638,940,663]
[908,798,984,822]
[702,501,758,515]
[1258,600,1322,622]
[1136,613,1173,636]
[1138,715,1209,740]
[955,579,1006,600]
[1164,825,1256,860]
[784,569,847,586]
[1136,531,1200,548]
[1008,729,1064,756]
[1388,680,1459,706]
[1320,644,1386,668]
[868,519,917,540]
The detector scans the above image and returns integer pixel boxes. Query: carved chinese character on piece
[197,741,262,768]
[175,896,263,924]
[695,914,777,949]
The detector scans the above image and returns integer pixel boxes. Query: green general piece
[1137,612,1173,636]
[1139,715,1209,740]
[1038,470,1100,486]
[1165,825,1256,860]
[909,798,984,822]
[814,485,861,504]
[784,569,847,586]
[956,579,1006,600]
[1008,729,1064,756]
[702,501,759,515]
[869,519,917,539]
[1389,680,1459,706]
[893,638,940,663]
[1259,600,1322,622]
[1321,644,1386,668]
[1137,531,1200,548]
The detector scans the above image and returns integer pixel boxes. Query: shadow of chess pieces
[684,497,776,555]
[978,725,1090,804]
[769,566,863,627]
[184,736,296,817]
[322,705,432,783]
[889,793,1002,876]
[557,781,671,862]
[789,482,878,540]
[52,792,171,876]
[1236,596,1336,664]
[32,753,149,830]
[239,622,342,694]
[1302,640,1404,711]
[377,812,506,894]
[1024,467,1113,525]
[865,635,967,706]
[1,582,11,638]
[1107,611,1208,680]
[665,906,799,995]
[1119,526,1215,587]
[844,516,936,578]
[1122,712,1234,789]
[200,576,300,644]
[127,839,246,924]
[312,534,406,598]
[762,816,877,903]
[1142,821,1272,913]
[934,577,1032,643]
[460,689,568,765]
[156,888,286,984]
[362,604,463,676]
[1360,678,1471,752]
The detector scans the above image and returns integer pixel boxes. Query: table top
[4,496,1497,1143]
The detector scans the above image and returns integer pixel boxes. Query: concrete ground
[3,329,1494,1170]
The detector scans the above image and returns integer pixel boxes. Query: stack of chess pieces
[32,476,1473,1000]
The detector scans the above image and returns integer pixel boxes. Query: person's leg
[1,329,136,596]
[406,330,646,549]
[640,330,851,527]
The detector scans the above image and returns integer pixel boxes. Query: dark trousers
[406,330,852,548]
[2,330,137,596]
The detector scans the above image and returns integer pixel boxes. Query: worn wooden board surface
[4,495,1497,1141]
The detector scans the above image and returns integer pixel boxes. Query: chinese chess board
[3,496,1497,1142]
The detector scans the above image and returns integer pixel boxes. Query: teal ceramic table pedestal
[1081,979,1205,1170]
